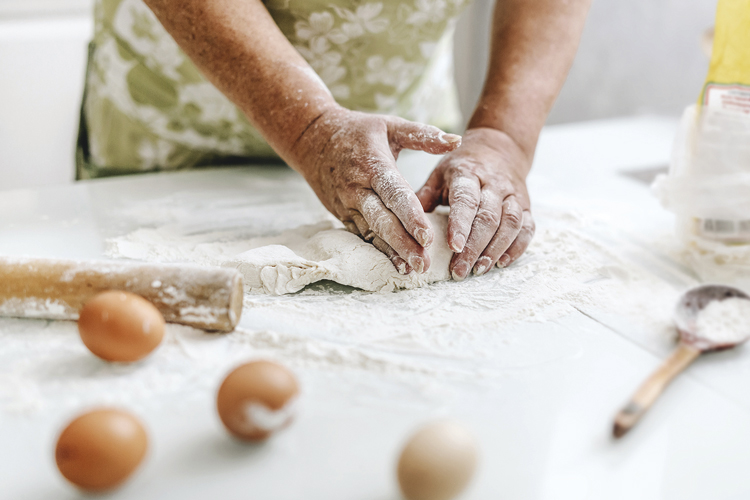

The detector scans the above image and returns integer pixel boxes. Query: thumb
[388,117,462,155]
[415,169,443,213]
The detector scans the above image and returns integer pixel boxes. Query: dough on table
[227,213,454,295]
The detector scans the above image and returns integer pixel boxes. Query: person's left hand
[416,127,536,280]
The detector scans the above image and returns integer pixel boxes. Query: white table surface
[2,117,750,500]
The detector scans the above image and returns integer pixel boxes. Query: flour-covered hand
[416,127,535,280]
[293,106,461,274]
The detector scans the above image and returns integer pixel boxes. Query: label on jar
[695,218,750,243]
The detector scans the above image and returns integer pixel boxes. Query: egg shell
[217,360,299,441]
[397,420,478,500]
[55,408,148,492]
[78,290,165,362]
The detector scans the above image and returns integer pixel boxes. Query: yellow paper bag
[700,0,750,113]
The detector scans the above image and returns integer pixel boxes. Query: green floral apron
[77,0,470,179]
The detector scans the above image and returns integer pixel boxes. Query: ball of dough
[216,360,299,441]
[397,420,478,500]
[78,291,165,362]
[55,408,148,492]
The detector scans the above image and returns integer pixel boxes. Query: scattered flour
[0,191,692,416]
[243,398,297,433]
[0,297,75,320]
[0,320,465,416]
[104,203,685,359]
[695,297,750,345]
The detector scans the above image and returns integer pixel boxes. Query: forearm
[468,0,591,161]
[143,0,338,171]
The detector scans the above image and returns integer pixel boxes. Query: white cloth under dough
[228,213,454,295]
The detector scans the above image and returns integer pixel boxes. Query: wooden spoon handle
[613,342,701,438]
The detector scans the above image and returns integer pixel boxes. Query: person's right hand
[290,106,462,274]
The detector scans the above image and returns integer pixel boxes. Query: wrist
[467,97,545,162]
[461,127,533,177]
[466,121,537,164]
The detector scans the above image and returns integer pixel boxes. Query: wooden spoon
[613,284,750,438]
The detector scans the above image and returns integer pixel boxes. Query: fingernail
[363,230,375,242]
[415,228,431,248]
[450,234,466,253]
[497,254,511,268]
[473,256,492,276]
[451,262,469,281]
[409,256,425,274]
[443,133,462,144]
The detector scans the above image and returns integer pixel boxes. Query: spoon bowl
[674,284,750,351]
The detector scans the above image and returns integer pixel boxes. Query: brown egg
[217,360,299,441]
[397,420,478,500]
[55,408,148,492]
[78,290,165,362]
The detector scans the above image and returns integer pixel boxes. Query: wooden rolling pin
[0,256,243,332]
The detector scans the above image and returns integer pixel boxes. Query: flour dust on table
[106,202,687,356]
[3,199,695,416]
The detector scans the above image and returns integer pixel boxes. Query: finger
[371,235,412,275]
[387,117,461,155]
[343,221,359,235]
[415,168,444,213]
[447,174,481,253]
[496,210,535,269]
[344,207,409,273]
[358,190,430,273]
[450,190,503,281]
[334,199,360,235]
[371,168,433,248]
[350,210,374,241]
[473,196,524,275]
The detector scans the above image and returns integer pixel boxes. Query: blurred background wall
[454,0,717,124]
[0,0,718,189]
[0,0,92,189]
